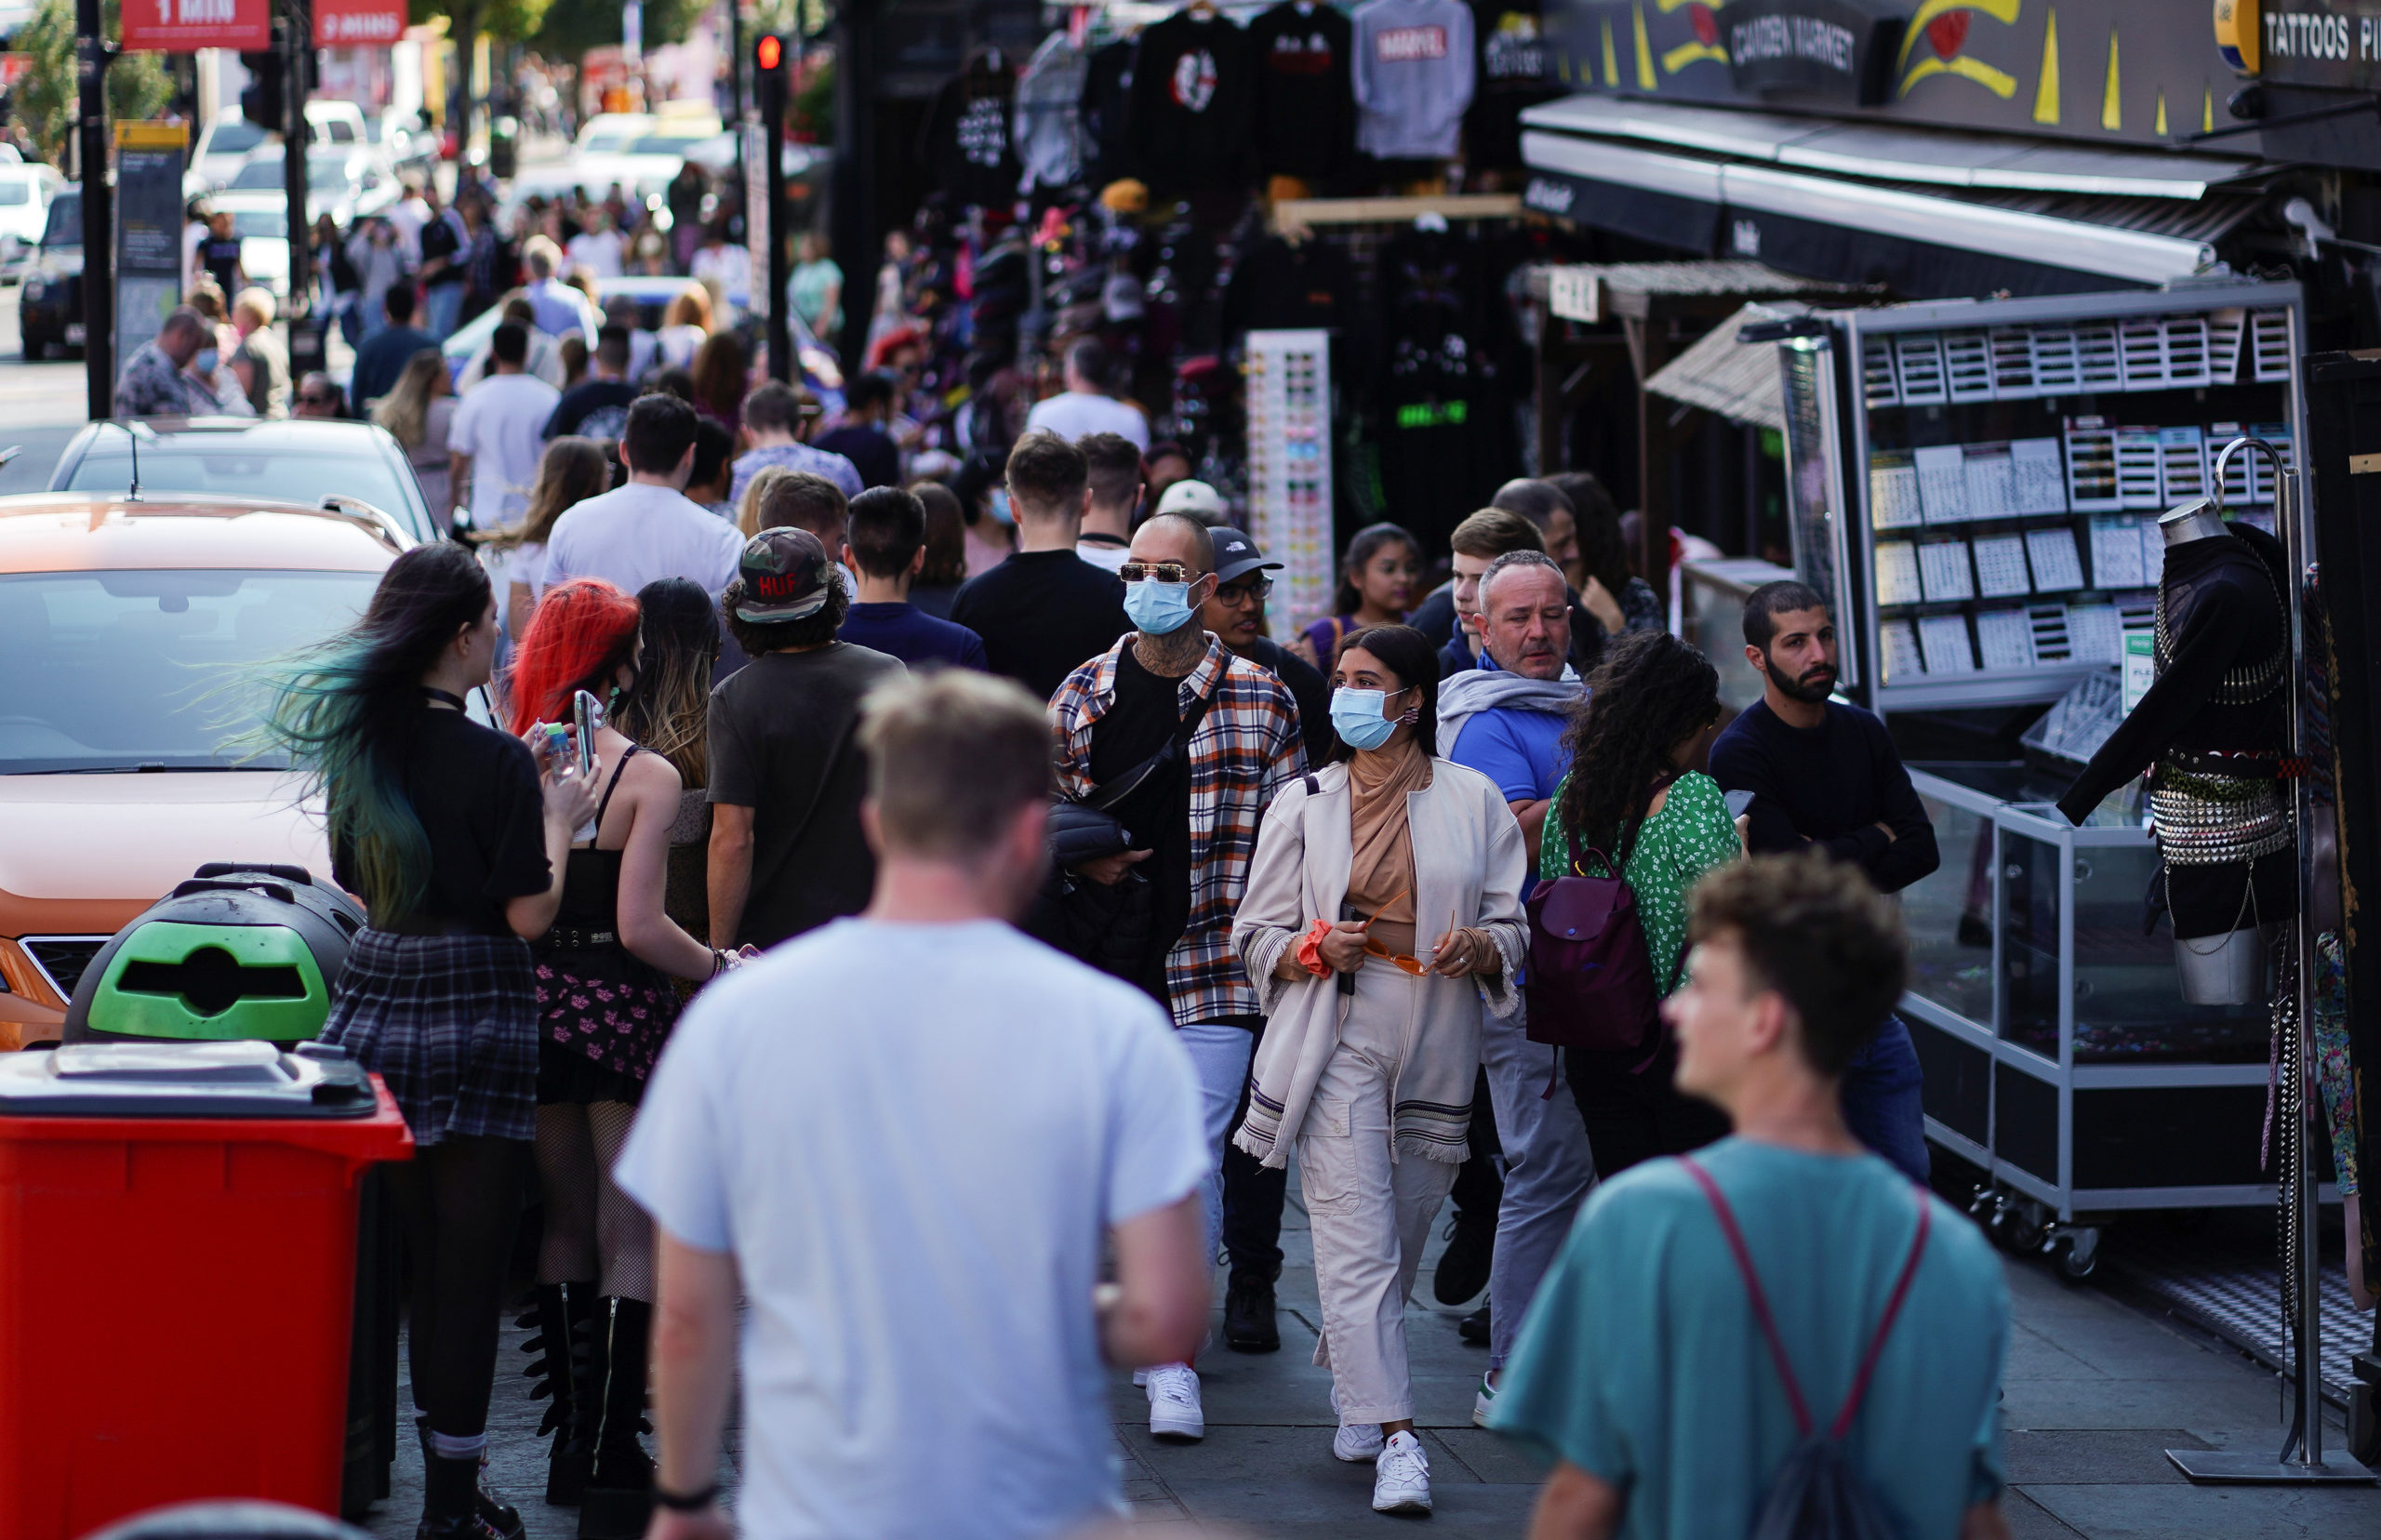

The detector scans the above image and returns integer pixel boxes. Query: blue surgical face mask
[192,348,219,376]
[987,488,1015,525]
[1124,578,1198,636]
[1331,686,1406,751]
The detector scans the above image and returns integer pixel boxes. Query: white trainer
[1372,1430,1432,1515]
[1329,1385,1383,1462]
[1145,1363,1204,1441]
[1471,1370,1498,1428]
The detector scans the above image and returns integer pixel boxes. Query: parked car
[185,113,277,196]
[0,162,63,279]
[0,489,405,1048]
[18,189,83,360]
[226,147,400,227]
[49,418,441,543]
[192,191,294,298]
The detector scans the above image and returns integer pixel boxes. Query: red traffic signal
[755,34,782,71]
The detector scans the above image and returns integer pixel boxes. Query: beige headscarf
[1345,739,1433,953]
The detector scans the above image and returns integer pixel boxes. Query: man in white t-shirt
[1025,337,1151,449]
[618,669,1209,1540]
[545,393,746,595]
[446,322,562,531]
[566,208,628,280]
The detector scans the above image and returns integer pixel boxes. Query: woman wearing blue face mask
[1229,623,1530,1518]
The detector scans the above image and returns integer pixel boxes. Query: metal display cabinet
[1902,764,2334,1278]
[1776,281,2308,713]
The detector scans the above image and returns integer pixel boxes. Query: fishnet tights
[533,1101,655,1302]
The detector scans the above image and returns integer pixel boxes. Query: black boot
[418,1451,524,1540]
[1223,1274,1280,1352]
[521,1281,598,1505]
[578,1297,657,1540]
[415,1420,525,1540]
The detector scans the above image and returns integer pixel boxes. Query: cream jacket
[1230,758,1530,1169]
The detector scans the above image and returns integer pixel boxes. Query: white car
[0,163,62,277]
[227,147,399,227]
[187,113,278,195]
[197,190,297,298]
[304,100,369,153]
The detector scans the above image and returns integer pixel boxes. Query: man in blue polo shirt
[1440,549,1598,1429]
[836,485,989,670]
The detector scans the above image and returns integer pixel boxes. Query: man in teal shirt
[1494,853,2011,1540]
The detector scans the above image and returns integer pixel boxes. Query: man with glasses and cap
[1049,511,1306,1441]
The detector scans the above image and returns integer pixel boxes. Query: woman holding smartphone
[504,578,725,1533]
[1230,623,1530,1520]
[258,542,593,1540]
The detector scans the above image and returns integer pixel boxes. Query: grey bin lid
[0,1040,378,1119]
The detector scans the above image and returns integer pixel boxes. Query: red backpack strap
[1827,1185,1934,1440]
[1681,1156,1814,1439]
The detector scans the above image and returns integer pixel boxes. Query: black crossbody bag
[1023,686,1217,979]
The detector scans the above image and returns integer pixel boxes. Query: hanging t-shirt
[1465,0,1562,170]
[1248,0,1357,182]
[1015,30,1089,192]
[1351,0,1476,160]
[1374,224,1503,556]
[1126,10,1257,194]
[923,56,1023,209]
[1079,37,1139,190]
[1220,235,1358,343]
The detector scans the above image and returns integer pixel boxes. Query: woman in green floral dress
[1541,630,1742,1179]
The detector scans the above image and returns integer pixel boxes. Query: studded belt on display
[2148,763,2295,867]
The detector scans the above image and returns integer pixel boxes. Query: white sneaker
[1372,1430,1432,1514]
[1328,1385,1383,1462]
[1145,1363,1204,1441]
[1471,1370,1498,1428]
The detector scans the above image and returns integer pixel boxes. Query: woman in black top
[258,542,592,1540]
[505,578,723,1530]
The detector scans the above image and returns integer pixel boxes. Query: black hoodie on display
[923,53,1023,209]
[1127,10,1257,195]
[1464,0,1561,171]
[1248,0,1357,183]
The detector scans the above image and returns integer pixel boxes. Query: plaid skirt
[319,927,540,1147]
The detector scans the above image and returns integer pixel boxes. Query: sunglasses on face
[1216,576,1273,604]
[1119,562,1194,585]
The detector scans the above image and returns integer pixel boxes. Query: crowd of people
[242,357,2015,1538]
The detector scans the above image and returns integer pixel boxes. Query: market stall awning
[1519,96,2279,297]
[1641,302,1806,431]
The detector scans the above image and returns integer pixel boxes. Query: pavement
[351,1156,2381,1540]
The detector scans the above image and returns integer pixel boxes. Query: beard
[1766,653,1837,705]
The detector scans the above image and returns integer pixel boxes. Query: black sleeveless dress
[533,746,683,1105]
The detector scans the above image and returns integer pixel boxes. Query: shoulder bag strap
[1827,1187,1934,1440]
[1083,670,1220,813]
[1681,1156,1815,1439]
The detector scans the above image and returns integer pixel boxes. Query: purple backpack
[1523,830,1660,1054]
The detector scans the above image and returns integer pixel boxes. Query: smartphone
[572,689,605,779]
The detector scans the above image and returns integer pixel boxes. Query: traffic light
[754,34,790,121]
[239,51,284,133]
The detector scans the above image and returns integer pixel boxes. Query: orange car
[0,492,404,1047]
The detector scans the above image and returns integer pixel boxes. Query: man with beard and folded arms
[1709,581,1937,1184]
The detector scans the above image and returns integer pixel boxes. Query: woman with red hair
[507,578,725,1531]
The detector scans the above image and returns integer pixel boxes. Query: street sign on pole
[313,0,403,47]
[120,0,271,52]
[112,121,186,391]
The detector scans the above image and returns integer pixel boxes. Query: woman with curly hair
[255,542,593,1540]
[1541,629,1740,1180]
[505,578,727,1529]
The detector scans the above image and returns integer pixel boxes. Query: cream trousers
[1297,959,1462,1426]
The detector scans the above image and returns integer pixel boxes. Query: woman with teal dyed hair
[258,540,594,1540]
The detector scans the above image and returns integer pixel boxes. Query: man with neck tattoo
[1050,511,1307,1445]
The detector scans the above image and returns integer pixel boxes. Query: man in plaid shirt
[1050,510,1306,1443]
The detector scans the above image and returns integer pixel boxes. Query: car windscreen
[42,193,79,247]
[230,209,285,238]
[0,181,31,206]
[229,160,282,190]
[206,122,271,158]
[64,449,418,526]
[628,135,709,155]
[0,568,380,773]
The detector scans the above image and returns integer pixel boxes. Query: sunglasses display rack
[1244,329,1337,633]
[1779,283,2306,713]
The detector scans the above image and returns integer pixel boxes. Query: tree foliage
[12,0,177,168]
[528,0,711,63]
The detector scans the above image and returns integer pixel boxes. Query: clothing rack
[1271,193,1526,238]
